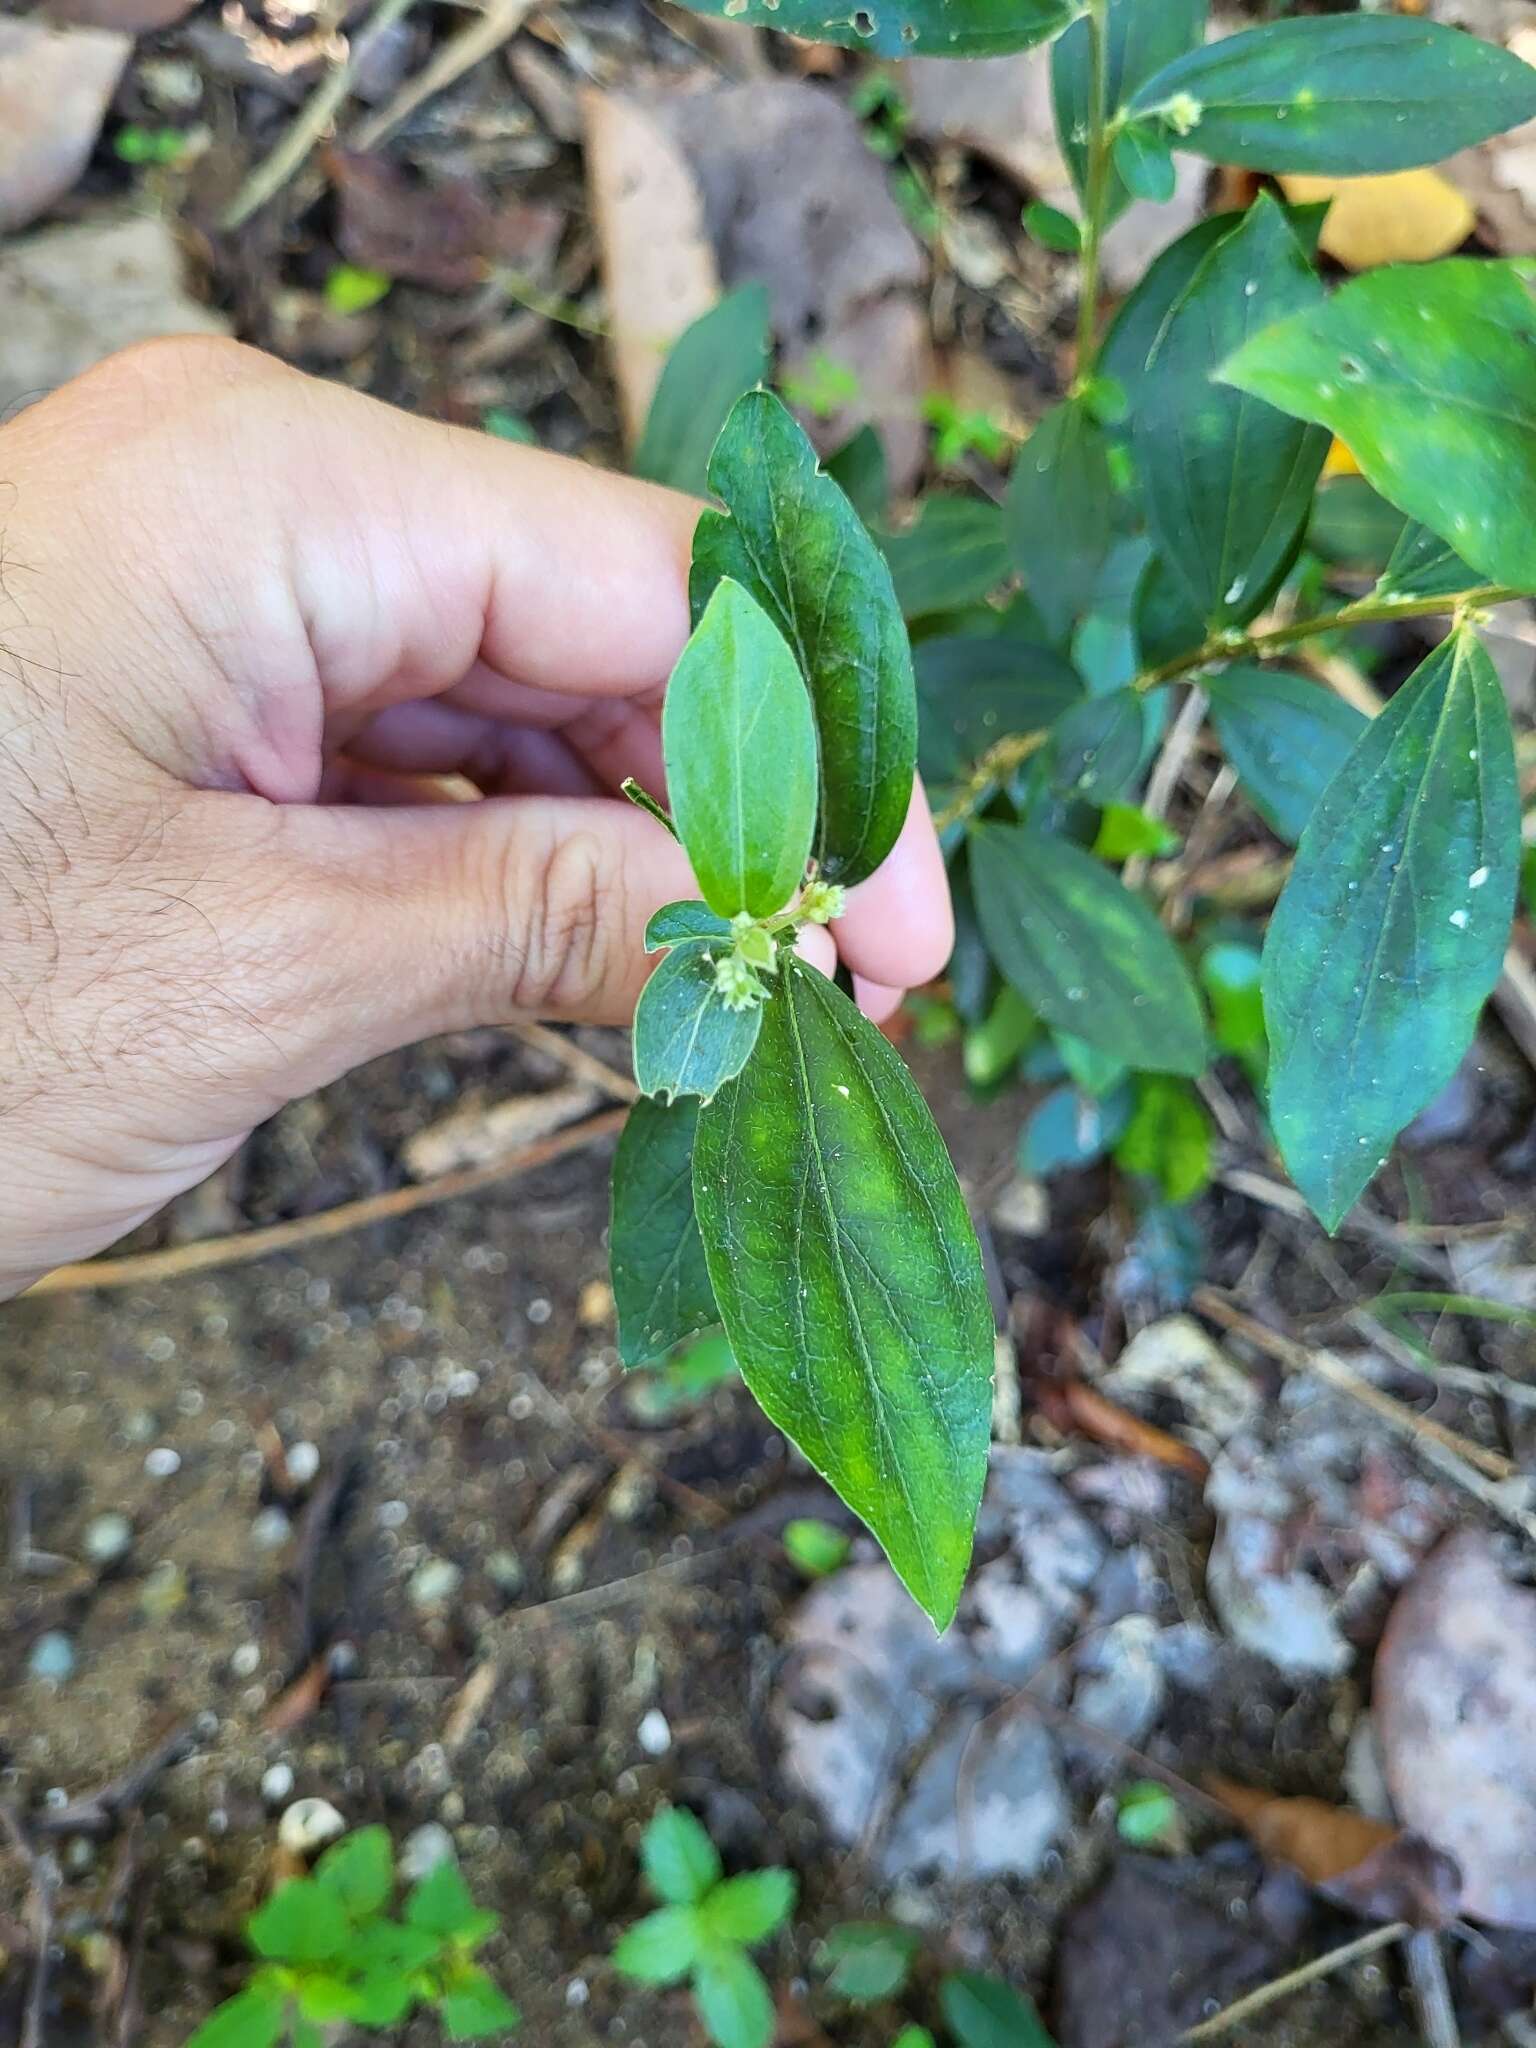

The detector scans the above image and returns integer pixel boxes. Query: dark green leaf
[1307,476,1408,572]
[823,424,888,526]
[313,1826,392,1921]
[406,1860,497,1944]
[1377,521,1478,603]
[611,1096,717,1366]
[1024,201,1082,254]
[647,900,735,950]
[940,1971,1057,2048]
[880,497,1011,621]
[692,391,916,886]
[915,634,1082,785]
[634,287,771,497]
[970,824,1206,1075]
[184,1988,287,2048]
[1004,399,1114,646]
[1018,1083,1132,1176]
[1047,689,1144,803]
[698,1870,797,1946]
[1263,631,1519,1228]
[248,1881,349,1966]
[694,958,994,1628]
[1132,553,1207,671]
[821,1922,920,2004]
[693,1946,775,2048]
[1130,16,1536,175]
[1053,0,1205,218]
[633,944,765,1106]
[1112,123,1176,204]
[642,1807,722,1906]
[440,1966,522,2041]
[1113,1076,1212,1204]
[1131,194,1327,630]
[612,1904,704,1984]
[1205,666,1367,844]
[660,0,1073,59]
[663,578,817,918]
[1222,259,1536,594]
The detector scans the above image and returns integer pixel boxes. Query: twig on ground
[1124,686,1209,891]
[1405,1930,1461,2048]
[1176,1920,1409,2043]
[22,1108,627,1297]
[509,1020,638,1101]
[351,0,540,152]
[29,1720,204,1838]
[220,0,419,230]
[0,1807,58,2048]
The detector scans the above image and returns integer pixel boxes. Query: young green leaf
[663,578,817,919]
[291,2023,325,2048]
[970,824,1206,1076]
[440,1966,522,2041]
[879,496,1011,622]
[1052,0,1205,219]
[1018,1084,1132,1177]
[1204,667,1367,845]
[1221,258,1536,595]
[313,1825,393,1921]
[611,1096,718,1366]
[642,1807,723,1906]
[914,634,1081,786]
[1376,522,1477,603]
[939,1971,1057,2048]
[1199,942,1265,1069]
[406,1859,499,1945]
[247,1880,350,1966]
[1111,124,1176,205]
[821,1922,920,2003]
[612,1904,705,1984]
[893,2032,938,2048]
[698,1869,797,1946]
[633,943,765,1106]
[1023,201,1081,254]
[658,0,1072,59]
[694,957,994,1629]
[962,985,1037,1091]
[184,1988,287,2048]
[692,392,916,887]
[1131,194,1327,631]
[1113,1076,1212,1205]
[1129,16,1536,175]
[646,900,736,950]
[1263,631,1519,1228]
[634,287,771,498]
[693,1946,776,2048]
[1004,398,1114,648]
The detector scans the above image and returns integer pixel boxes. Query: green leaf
[646,900,736,951]
[313,1826,393,1921]
[1093,802,1178,860]
[1263,630,1519,1228]
[642,1807,723,1906]
[634,288,771,497]
[893,2032,937,2048]
[1199,942,1265,1066]
[915,634,1081,786]
[1019,1083,1132,1177]
[962,985,1038,1091]
[1130,16,1536,176]
[248,1881,350,1966]
[693,392,916,886]
[1308,476,1409,573]
[694,958,994,1629]
[292,2024,325,2048]
[940,1971,1057,2048]
[821,1922,920,2004]
[1204,666,1367,845]
[880,497,1011,621]
[406,1860,497,1944]
[1111,124,1176,205]
[823,424,888,526]
[1047,688,1144,803]
[658,0,1072,59]
[1221,258,1536,595]
[1130,195,1327,631]
[611,1095,718,1366]
[440,1966,522,2040]
[1116,1780,1180,1847]
[970,824,1206,1076]
[1004,399,1114,647]
[1377,521,1477,603]
[1057,1032,1128,1098]
[612,1904,704,1984]
[1024,201,1082,254]
[349,1921,444,1974]
[663,578,818,919]
[782,1516,852,1577]
[699,1869,797,1947]
[1113,1076,1212,1205]
[633,943,765,1106]
[1053,0,1205,219]
[184,1988,287,2048]
[693,1946,776,2048]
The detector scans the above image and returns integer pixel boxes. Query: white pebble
[637,1709,672,1757]
[261,1763,295,1806]
[144,1447,181,1479]
[285,1441,320,1487]
[278,1797,345,1854]
[399,1823,456,1882]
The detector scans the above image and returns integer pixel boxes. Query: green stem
[1073,0,1113,375]
[1133,583,1522,692]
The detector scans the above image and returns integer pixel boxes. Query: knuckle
[504,826,621,1016]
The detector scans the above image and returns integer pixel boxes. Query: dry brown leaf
[1046,1380,1211,1483]
[1279,170,1475,270]
[1375,1530,1536,1929]
[0,21,130,235]
[326,148,562,293]
[402,1083,599,1181]
[581,86,719,453]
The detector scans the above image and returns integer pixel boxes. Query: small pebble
[399,1822,456,1882]
[230,1642,262,1678]
[637,1709,672,1757]
[285,1441,321,1487]
[64,1837,96,1875]
[250,1507,292,1551]
[144,1447,181,1479]
[484,1549,525,1596]
[84,1512,133,1567]
[260,1763,295,1806]
[28,1632,76,1685]
[278,1797,345,1855]
[409,1557,462,1610]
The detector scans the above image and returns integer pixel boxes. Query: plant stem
[1073,0,1113,375]
[1134,583,1522,692]
[931,730,1050,834]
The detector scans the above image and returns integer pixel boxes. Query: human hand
[0,339,952,1298]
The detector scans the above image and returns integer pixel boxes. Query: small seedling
[940,1971,1056,2048]
[613,1807,796,2048]
[114,124,189,167]
[324,264,392,315]
[779,354,862,419]
[820,1921,919,2003]
[1115,1779,1184,1850]
[184,1828,519,2046]
[624,1330,739,1422]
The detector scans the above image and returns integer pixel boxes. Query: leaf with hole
[634,287,771,498]
[1204,667,1367,845]
[1221,258,1536,596]
[694,957,994,1629]
[611,1096,718,1366]
[970,824,1206,1076]
[1129,16,1536,175]
[660,0,1074,59]
[1263,631,1519,1228]
[633,944,764,1107]
[692,391,916,887]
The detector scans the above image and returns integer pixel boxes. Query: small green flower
[713,953,766,1013]
[798,881,846,926]
[731,914,778,973]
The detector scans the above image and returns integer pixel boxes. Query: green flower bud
[713,952,766,1013]
[799,880,847,926]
